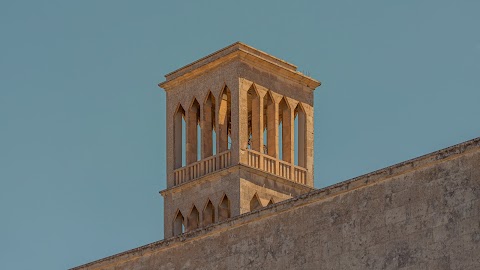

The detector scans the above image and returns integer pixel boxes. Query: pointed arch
[218,194,231,222]
[187,98,201,164]
[173,210,184,236]
[247,84,261,151]
[294,102,307,167]
[174,104,186,169]
[218,85,231,153]
[279,97,293,163]
[250,193,263,212]
[263,91,276,157]
[267,198,275,206]
[202,199,215,226]
[187,205,200,231]
[203,92,216,159]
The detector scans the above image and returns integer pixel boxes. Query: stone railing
[294,166,307,185]
[174,150,231,186]
[245,149,307,184]
[278,160,291,179]
[263,154,277,174]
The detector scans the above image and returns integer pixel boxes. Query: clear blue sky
[1,1,479,269]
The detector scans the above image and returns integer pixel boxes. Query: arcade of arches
[172,84,308,186]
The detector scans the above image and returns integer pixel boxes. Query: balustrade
[263,155,276,174]
[247,150,261,169]
[173,149,307,186]
[278,160,291,179]
[294,166,307,185]
[245,149,307,185]
[173,150,232,186]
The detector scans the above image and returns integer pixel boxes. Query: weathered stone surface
[72,137,480,270]
[159,42,319,238]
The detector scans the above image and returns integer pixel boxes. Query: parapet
[70,136,480,269]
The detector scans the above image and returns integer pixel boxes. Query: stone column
[230,80,241,167]
[174,107,184,169]
[187,101,199,165]
[202,97,213,159]
[257,96,264,169]
[297,109,306,168]
[265,95,278,175]
[282,103,294,179]
[305,105,314,186]
[267,99,278,159]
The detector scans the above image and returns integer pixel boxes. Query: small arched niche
[267,198,275,206]
[250,193,263,212]
[173,210,184,236]
[187,205,199,231]
[202,199,215,226]
[218,194,230,222]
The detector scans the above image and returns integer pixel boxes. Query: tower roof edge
[158,42,320,90]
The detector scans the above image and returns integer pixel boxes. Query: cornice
[158,42,321,90]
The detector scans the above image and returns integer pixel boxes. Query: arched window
[202,199,215,226]
[263,92,276,157]
[203,92,216,158]
[250,193,263,212]
[174,105,186,169]
[294,103,307,168]
[279,97,292,163]
[218,194,230,222]
[173,210,184,236]
[187,205,199,231]
[247,84,261,151]
[187,99,201,164]
[218,86,231,153]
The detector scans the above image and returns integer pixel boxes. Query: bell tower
[159,42,321,238]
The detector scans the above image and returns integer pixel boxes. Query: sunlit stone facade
[159,42,320,238]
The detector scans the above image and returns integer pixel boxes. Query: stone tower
[158,42,320,238]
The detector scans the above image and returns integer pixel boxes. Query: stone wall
[162,165,312,238]
[71,137,480,270]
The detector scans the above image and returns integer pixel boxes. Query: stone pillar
[297,109,306,168]
[202,96,214,159]
[174,107,184,169]
[282,103,294,179]
[281,101,294,163]
[257,96,264,169]
[187,102,199,165]
[305,105,314,186]
[267,98,278,159]
[230,80,241,167]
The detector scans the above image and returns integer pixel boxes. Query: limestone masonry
[71,43,480,270]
